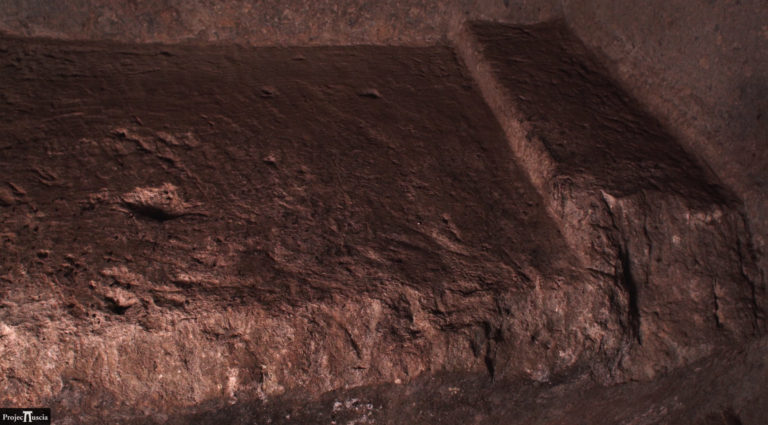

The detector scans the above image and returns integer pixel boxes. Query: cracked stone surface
[456,21,764,380]
[0,20,765,425]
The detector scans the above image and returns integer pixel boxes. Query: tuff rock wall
[1,0,764,281]
[0,1,766,424]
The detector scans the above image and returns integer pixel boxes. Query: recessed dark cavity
[123,203,181,221]
[0,3,765,425]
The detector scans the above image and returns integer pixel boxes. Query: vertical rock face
[0,18,764,425]
[456,21,763,379]
[0,0,562,45]
[562,0,768,291]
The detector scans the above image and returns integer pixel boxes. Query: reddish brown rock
[456,21,764,380]
[0,35,625,421]
[0,17,764,425]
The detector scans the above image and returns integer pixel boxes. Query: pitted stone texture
[0,0,560,45]
[457,21,763,379]
[0,36,625,418]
